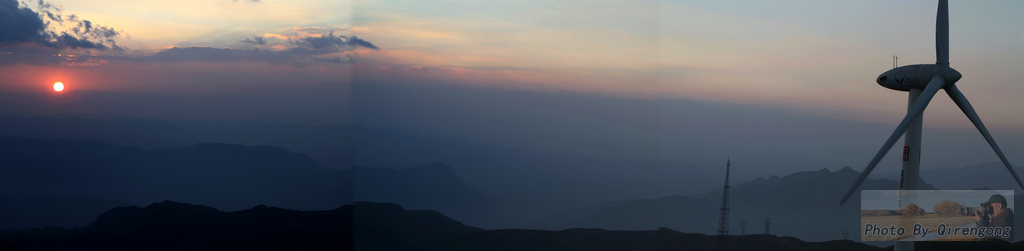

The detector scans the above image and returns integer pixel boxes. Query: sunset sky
[2,0,1023,178]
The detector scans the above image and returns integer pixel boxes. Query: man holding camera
[972,194,1013,241]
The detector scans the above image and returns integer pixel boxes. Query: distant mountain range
[528,167,939,242]
[0,116,347,170]
[8,115,1023,239]
[350,162,491,225]
[0,135,343,213]
[918,162,1024,191]
[0,135,491,231]
[0,116,722,229]
[344,125,718,228]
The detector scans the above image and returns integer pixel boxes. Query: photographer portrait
[972,194,1014,241]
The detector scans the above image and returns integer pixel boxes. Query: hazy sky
[659,0,1024,181]
[2,0,1023,181]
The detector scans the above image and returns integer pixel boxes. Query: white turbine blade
[936,0,949,66]
[840,76,945,205]
[945,84,1024,190]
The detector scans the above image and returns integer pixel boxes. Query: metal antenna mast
[717,155,731,251]
[739,220,748,235]
[764,217,771,235]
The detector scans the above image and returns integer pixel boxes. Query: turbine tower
[717,156,731,251]
[839,1,1024,250]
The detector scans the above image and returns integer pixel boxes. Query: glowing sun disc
[53,82,64,92]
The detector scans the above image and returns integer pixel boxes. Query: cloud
[144,31,377,65]
[240,35,266,45]
[34,0,62,25]
[53,32,114,50]
[263,33,289,40]
[0,0,48,45]
[0,0,124,51]
[3,29,379,67]
[287,31,379,53]
[347,36,378,50]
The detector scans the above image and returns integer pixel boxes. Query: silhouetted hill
[530,166,937,242]
[0,201,346,251]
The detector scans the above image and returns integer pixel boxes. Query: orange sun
[53,82,64,92]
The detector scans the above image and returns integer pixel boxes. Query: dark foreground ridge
[4,201,1024,251]
[0,201,347,251]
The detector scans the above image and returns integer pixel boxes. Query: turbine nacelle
[877,64,962,91]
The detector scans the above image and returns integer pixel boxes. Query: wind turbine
[839,0,1024,206]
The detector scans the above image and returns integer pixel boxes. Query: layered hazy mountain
[350,162,491,225]
[529,167,939,242]
[0,135,492,230]
[0,116,347,170]
[5,115,1022,244]
[873,162,1024,191]
[0,135,345,228]
[0,116,721,229]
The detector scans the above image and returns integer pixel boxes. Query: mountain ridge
[0,200,348,251]
[0,200,895,251]
[529,166,938,242]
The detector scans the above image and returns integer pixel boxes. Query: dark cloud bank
[0,0,124,51]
